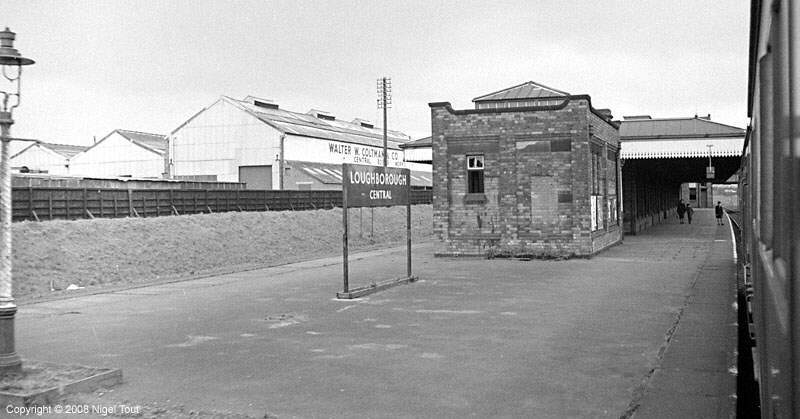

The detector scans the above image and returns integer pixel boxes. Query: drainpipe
[278,134,285,190]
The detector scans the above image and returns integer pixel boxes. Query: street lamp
[0,27,35,374]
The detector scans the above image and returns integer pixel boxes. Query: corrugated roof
[41,142,88,158]
[619,117,745,139]
[288,160,432,188]
[473,81,570,102]
[620,138,744,159]
[115,130,168,153]
[11,141,88,159]
[229,97,412,149]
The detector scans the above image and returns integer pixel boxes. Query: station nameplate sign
[343,163,410,207]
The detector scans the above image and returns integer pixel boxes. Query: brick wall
[431,97,622,257]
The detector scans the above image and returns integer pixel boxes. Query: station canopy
[620,137,744,159]
[618,115,746,183]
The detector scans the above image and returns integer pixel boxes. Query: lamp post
[0,27,34,374]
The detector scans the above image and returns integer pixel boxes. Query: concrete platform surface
[16,209,737,418]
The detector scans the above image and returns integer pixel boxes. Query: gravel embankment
[13,205,432,300]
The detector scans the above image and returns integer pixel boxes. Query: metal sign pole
[338,164,414,299]
[406,199,412,278]
[342,179,349,294]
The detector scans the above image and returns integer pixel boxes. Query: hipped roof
[619,116,745,159]
[472,81,570,102]
[619,116,745,139]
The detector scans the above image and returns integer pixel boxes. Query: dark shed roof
[619,117,746,139]
[115,130,168,153]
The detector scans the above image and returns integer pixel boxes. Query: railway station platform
[623,209,738,418]
[16,209,738,418]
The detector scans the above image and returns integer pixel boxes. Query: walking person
[685,203,694,224]
[715,201,724,225]
[677,199,686,224]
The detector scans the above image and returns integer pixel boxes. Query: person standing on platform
[685,203,694,224]
[677,199,686,224]
[715,201,724,225]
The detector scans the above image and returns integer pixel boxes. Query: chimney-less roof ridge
[621,116,745,131]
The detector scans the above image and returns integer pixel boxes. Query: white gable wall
[11,145,70,175]
[170,99,281,183]
[70,132,165,178]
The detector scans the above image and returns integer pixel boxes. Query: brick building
[430,81,622,257]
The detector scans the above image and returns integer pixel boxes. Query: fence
[12,187,433,222]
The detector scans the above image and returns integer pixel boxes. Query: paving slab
[14,209,736,418]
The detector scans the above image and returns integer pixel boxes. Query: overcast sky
[3,0,749,145]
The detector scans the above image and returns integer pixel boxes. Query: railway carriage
[740,0,800,416]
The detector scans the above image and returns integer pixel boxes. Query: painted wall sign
[284,137,405,167]
[329,141,404,166]
[343,163,410,207]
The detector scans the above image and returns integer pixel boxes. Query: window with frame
[466,155,485,193]
[689,183,698,200]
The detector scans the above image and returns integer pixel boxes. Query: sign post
[342,182,349,293]
[338,163,417,299]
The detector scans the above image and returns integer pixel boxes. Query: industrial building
[69,129,168,179]
[11,141,87,175]
[430,81,622,257]
[169,95,432,190]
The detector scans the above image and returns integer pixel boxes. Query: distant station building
[11,141,87,175]
[618,115,745,233]
[70,129,169,178]
[399,136,432,164]
[430,81,622,257]
[169,95,432,190]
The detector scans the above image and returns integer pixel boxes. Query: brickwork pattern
[431,99,622,257]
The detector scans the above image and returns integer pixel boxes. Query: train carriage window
[758,52,774,245]
[769,29,792,262]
